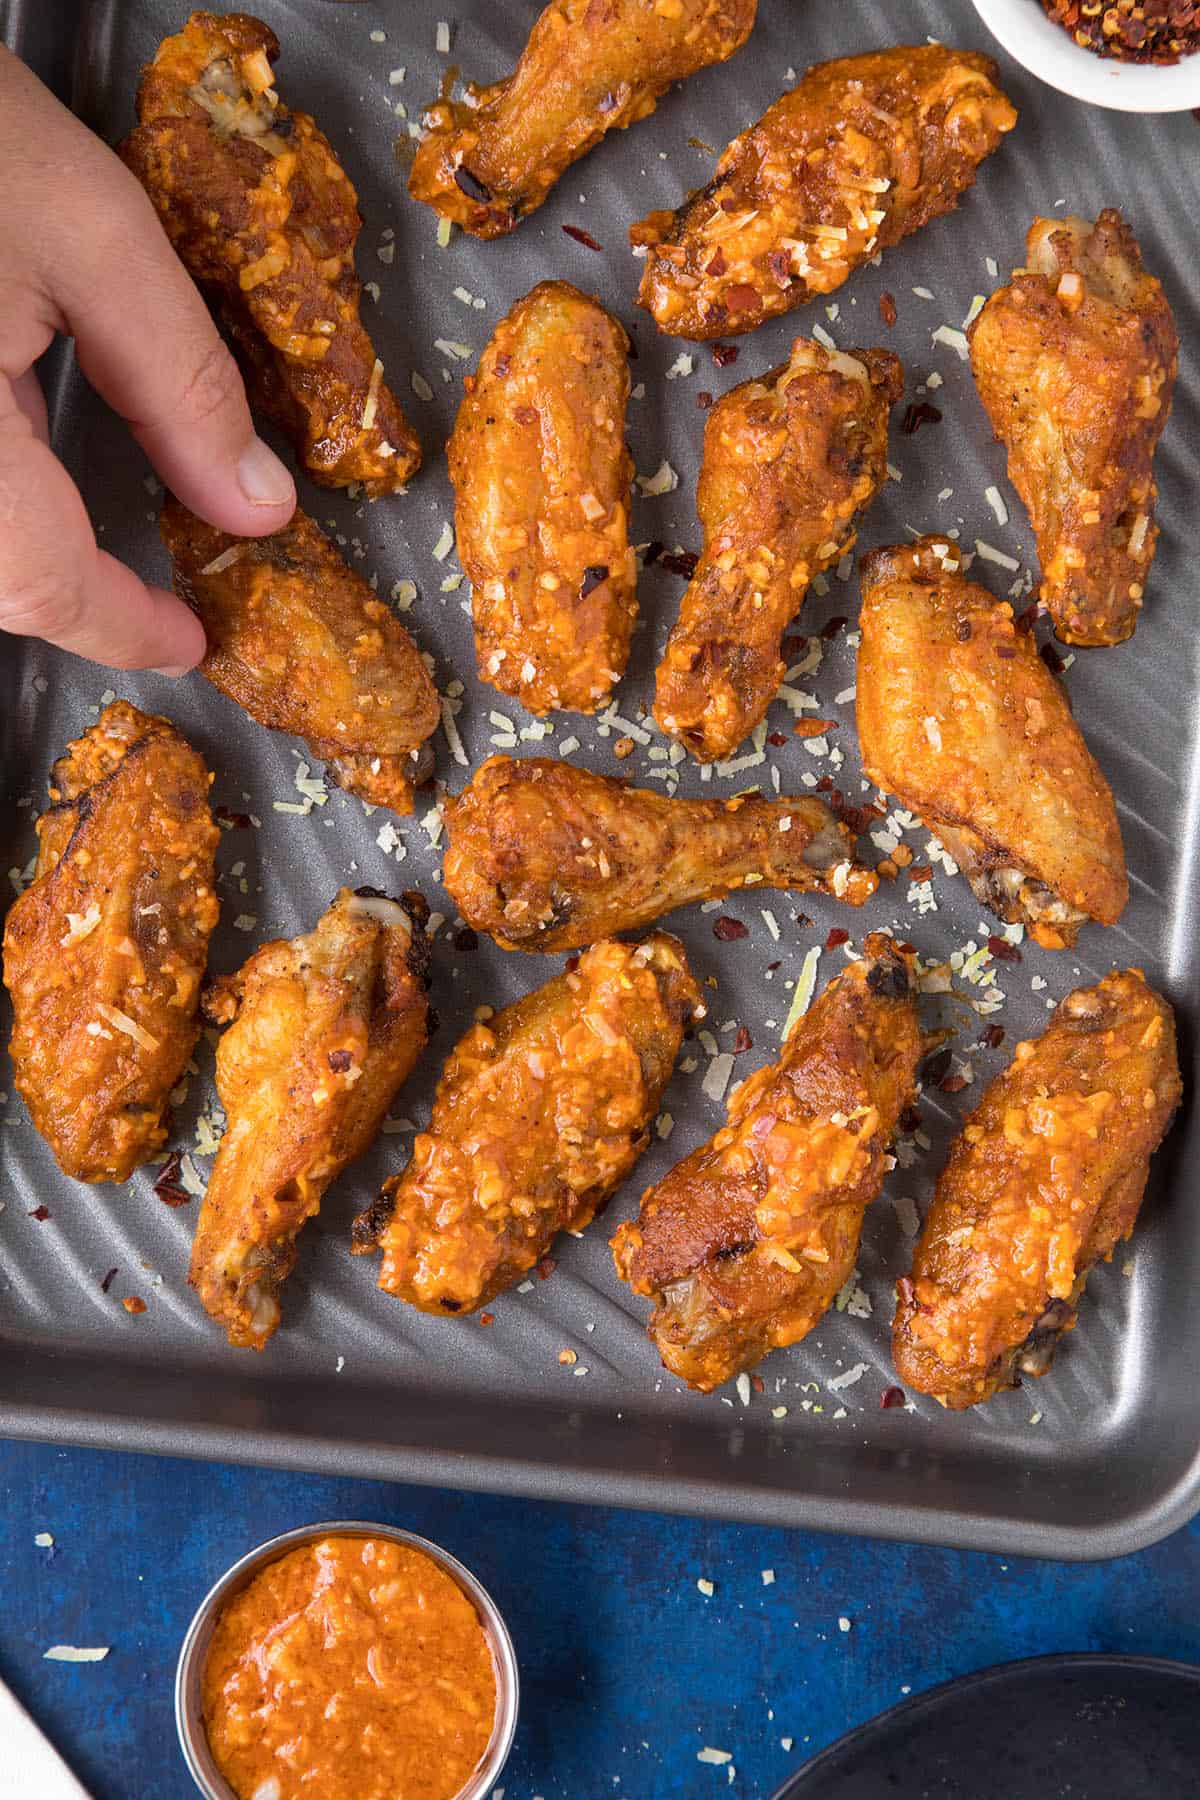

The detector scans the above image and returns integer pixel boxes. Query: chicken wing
[408,0,756,240]
[632,45,1015,341]
[893,969,1180,1410]
[653,338,901,761]
[122,11,420,494]
[448,280,636,715]
[190,889,429,1348]
[354,934,701,1314]
[2,703,219,1183]
[443,755,876,952]
[969,210,1178,646]
[857,538,1127,949]
[162,498,439,814]
[612,934,920,1392]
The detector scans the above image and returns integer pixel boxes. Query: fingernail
[152,663,195,678]
[236,436,294,508]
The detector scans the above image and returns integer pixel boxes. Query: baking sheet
[2,0,1199,1559]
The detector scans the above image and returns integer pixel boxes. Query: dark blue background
[2,1442,1198,1798]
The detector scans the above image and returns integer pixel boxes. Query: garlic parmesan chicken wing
[2,704,218,1183]
[632,45,1015,341]
[857,539,1127,949]
[612,935,920,1392]
[893,970,1180,1410]
[122,11,420,494]
[443,755,876,952]
[408,0,756,239]
[190,889,429,1349]
[969,210,1178,646]
[448,280,636,715]
[355,935,701,1314]
[162,499,439,814]
[653,338,901,761]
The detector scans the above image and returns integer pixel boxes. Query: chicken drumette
[632,45,1015,341]
[354,934,701,1314]
[653,337,900,761]
[408,0,756,239]
[442,755,876,952]
[612,935,920,1392]
[190,889,430,1349]
[162,499,439,814]
[969,210,1178,646]
[857,538,1127,949]
[893,969,1180,1410]
[448,280,637,715]
[122,11,420,493]
[3,704,219,1183]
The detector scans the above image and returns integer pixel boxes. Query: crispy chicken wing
[969,210,1178,645]
[448,280,637,715]
[857,538,1127,949]
[632,45,1015,340]
[162,499,439,814]
[190,889,430,1348]
[612,935,920,1391]
[893,970,1180,1410]
[122,11,420,494]
[2,704,219,1183]
[653,338,901,761]
[354,934,701,1314]
[408,0,756,239]
[443,755,876,952]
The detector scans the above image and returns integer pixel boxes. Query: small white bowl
[972,0,1200,111]
[175,1521,519,1800]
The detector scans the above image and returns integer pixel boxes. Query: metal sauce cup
[175,1520,519,1800]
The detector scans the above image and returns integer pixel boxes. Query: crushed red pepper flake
[987,934,1022,963]
[561,223,602,251]
[697,390,714,409]
[1039,0,1200,62]
[479,1311,495,1327]
[750,1373,765,1394]
[979,1023,1006,1048]
[902,400,943,435]
[28,1204,51,1222]
[767,730,789,747]
[732,1025,753,1055]
[660,550,700,579]
[879,291,897,327]
[711,342,740,367]
[793,717,837,738]
[122,1295,147,1315]
[880,1385,907,1409]
[713,916,749,941]
[537,1257,557,1281]
[908,864,934,883]
[100,1267,119,1294]
[153,1151,192,1208]
[825,927,850,950]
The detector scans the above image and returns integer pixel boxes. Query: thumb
[0,371,205,673]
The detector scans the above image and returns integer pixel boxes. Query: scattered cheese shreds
[826,1361,870,1392]
[697,1748,732,1766]
[431,522,455,562]
[44,1646,109,1663]
[782,948,820,1040]
[984,485,1009,527]
[636,460,678,497]
[931,324,969,360]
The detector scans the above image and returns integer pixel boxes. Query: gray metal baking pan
[2,0,1198,1560]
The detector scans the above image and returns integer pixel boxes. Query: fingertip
[236,437,296,514]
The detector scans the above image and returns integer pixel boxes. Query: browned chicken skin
[632,45,1015,340]
[2,703,219,1183]
[653,338,901,761]
[857,539,1127,949]
[122,11,420,494]
[190,889,430,1349]
[408,0,756,239]
[448,280,637,715]
[162,499,440,815]
[355,934,701,1314]
[612,935,920,1392]
[893,970,1180,1410]
[969,210,1178,646]
[442,755,877,952]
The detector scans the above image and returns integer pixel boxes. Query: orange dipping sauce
[201,1535,499,1800]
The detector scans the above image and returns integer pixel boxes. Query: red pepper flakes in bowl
[1040,0,1200,63]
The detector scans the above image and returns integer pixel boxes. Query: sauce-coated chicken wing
[893,969,1180,1410]
[162,499,439,815]
[354,934,701,1314]
[448,280,636,715]
[442,755,877,952]
[857,539,1127,949]
[190,889,430,1348]
[632,45,1015,340]
[3,704,219,1183]
[969,210,1178,646]
[122,11,420,493]
[612,935,920,1391]
[653,338,901,761]
[408,0,756,239]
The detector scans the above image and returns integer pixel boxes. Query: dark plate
[2,0,1199,1557]
[772,1655,1200,1799]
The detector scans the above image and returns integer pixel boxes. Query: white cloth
[0,1677,92,1798]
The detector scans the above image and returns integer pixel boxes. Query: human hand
[0,47,296,674]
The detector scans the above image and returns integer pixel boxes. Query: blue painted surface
[2,1443,1199,1798]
